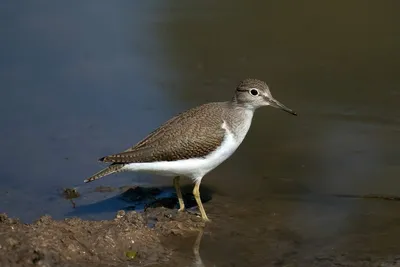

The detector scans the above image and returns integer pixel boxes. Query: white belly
[122,120,250,183]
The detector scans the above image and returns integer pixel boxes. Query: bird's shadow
[65,184,214,218]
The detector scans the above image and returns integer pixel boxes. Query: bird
[83,78,297,221]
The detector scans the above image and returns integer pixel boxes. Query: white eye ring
[249,88,259,96]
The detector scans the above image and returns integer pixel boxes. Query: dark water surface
[1,1,399,266]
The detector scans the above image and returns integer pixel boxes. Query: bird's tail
[84,164,125,183]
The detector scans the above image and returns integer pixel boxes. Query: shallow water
[1,1,399,266]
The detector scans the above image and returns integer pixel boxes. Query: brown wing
[100,103,226,163]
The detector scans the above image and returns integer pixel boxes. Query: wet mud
[3,186,400,267]
[0,208,205,267]
[1,186,209,267]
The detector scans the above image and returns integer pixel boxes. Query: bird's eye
[250,89,259,96]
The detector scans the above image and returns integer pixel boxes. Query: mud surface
[0,208,205,267]
[3,185,400,267]
[3,196,400,267]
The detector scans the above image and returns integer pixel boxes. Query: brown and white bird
[84,79,297,221]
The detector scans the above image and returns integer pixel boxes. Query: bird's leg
[173,176,185,211]
[193,180,210,221]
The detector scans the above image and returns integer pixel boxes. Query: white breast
[122,118,252,183]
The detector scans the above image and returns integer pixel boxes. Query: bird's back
[100,102,230,163]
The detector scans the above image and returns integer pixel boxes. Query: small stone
[125,250,137,259]
[115,210,126,220]
[35,215,52,225]
[63,188,80,199]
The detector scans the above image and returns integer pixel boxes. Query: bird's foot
[186,209,211,222]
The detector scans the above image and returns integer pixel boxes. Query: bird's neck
[222,101,254,141]
[224,100,254,126]
[230,97,257,112]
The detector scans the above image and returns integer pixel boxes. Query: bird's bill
[269,98,297,116]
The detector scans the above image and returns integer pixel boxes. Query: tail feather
[84,164,125,183]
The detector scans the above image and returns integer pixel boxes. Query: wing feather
[100,103,226,163]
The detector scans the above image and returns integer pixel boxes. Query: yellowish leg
[173,176,185,211]
[193,181,210,222]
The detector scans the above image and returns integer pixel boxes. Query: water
[1,1,399,266]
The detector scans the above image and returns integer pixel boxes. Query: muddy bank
[0,208,205,267]
[3,185,400,267]
[3,195,400,266]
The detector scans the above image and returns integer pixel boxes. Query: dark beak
[269,98,297,116]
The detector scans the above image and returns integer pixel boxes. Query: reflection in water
[189,229,218,267]
[191,229,205,267]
